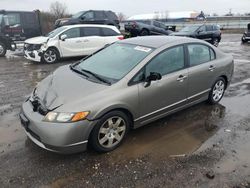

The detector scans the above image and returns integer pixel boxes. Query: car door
[196,25,210,41]
[81,27,104,55]
[137,45,188,125]
[59,27,83,57]
[186,43,217,102]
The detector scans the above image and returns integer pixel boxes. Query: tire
[140,29,149,36]
[0,42,7,57]
[242,35,247,43]
[212,38,219,47]
[208,77,226,105]
[42,48,59,63]
[89,111,130,152]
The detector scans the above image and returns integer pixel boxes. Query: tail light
[118,36,124,40]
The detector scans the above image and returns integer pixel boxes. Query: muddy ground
[0,34,250,188]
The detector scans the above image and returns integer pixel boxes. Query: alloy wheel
[44,50,57,63]
[98,116,126,148]
[212,80,225,102]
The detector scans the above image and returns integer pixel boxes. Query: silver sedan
[20,36,234,154]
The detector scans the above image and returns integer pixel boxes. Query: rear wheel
[0,42,7,57]
[140,29,149,36]
[89,111,130,152]
[208,77,226,104]
[242,35,247,43]
[212,38,219,47]
[42,48,59,63]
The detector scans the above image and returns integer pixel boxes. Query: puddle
[111,103,226,161]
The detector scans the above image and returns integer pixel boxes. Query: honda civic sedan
[20,36,234,154]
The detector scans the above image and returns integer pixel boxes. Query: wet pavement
[0,34,250,187]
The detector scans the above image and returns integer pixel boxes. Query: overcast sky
[1,0,250,16]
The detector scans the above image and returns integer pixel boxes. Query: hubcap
[212,80,225,102]
[0,44,4,54]
[98,116,126,148]
[44,50,56,63]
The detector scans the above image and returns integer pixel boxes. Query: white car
[24,24,124,63]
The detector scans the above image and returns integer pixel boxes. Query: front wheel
[208,77,226,105]
[42,48,59,63]
[0,42,7,57]
[89,111,130,152]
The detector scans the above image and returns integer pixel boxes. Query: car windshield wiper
[81,69,111,85]
[70,64,89,78]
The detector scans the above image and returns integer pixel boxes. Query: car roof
[63,24,117,29]
[119,36,204,48]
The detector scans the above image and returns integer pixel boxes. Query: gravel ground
[0,34,250,188]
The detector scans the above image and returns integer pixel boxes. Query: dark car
[124,20,173,37]
[170,24,221,47]
[242,23,250,43]
[0,10,42,56]
[55,10,120,29]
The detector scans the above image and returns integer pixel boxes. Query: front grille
[24,43,42,51]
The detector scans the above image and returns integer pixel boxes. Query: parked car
[124,20,173,37]
[20,36,234,154]
[242,23,250,43]
[170,24,221,47]
[0,10,42,56]
[24,24,123,63]
[55,10,120,29]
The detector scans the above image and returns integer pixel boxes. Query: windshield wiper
[81,69,111,85]
[70,64,89,78]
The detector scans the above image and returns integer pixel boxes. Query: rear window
[105,11,118,20]
[101,28,119,36]
[81,27,101,36]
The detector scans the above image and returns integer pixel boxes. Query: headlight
[33,44,42,50]
[60,20,68,25]
[44,111,90,123]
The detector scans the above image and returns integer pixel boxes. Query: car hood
[25,36,49,44]
[34,65,108,111]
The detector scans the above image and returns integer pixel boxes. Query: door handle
[177,75,187,82]
[75,40,82,43]
[209,65,216,71]
[83,39,89,42]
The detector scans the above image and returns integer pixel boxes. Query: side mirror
[144,72,162,87]
[81,16,86,20]
[197,29,203,34]
[60,34,67,41]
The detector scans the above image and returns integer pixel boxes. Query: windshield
[45,26,67,38]
[76,43,154,83]
[0,14,3,25]
[72,11,85,18]
[180,25,200,33]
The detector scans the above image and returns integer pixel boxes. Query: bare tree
[117,12,127,22]
[50,1,68,19]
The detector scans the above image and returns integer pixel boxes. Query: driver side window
[145,46,185,77]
